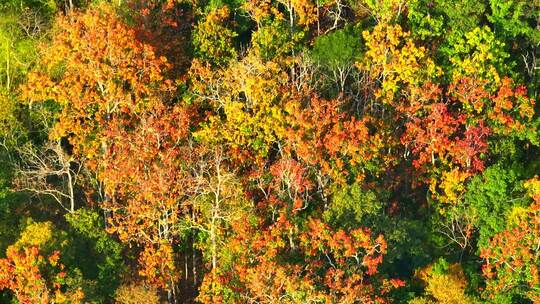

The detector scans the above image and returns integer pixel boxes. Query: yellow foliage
[508,177,540,225]
[194,54,289,157]
[524,176,540,198]
[53,288,85,304]
[14,221,54,249]
[430,168,470,205]
[0,90,16,138]
[290,0,318,27]
[448,27,507,84]
[22,4,174,160]
[364,0,408,23]
[242,0,282,26]
[414,262,473,304]
[409,297,432,304]
[193,6,237,64]
[114,283,160,304]
[507,206,530,226]
[359,23,441,105]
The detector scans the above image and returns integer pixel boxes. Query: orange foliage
[0,246,83,304]
[198,214,402,303]
[23,4,175,161]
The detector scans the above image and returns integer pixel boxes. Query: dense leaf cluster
[0,0,539,303]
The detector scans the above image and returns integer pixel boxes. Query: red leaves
[448,77,490,114]
[39,8,199,286]
[401,76,535,185]
[403,103,460,166]
[304,218,386,272]
[269,158,313,196]
[402,102,489,173]
[451,122,490,171]
[488,77,535,135]
[449,76,535,136]
[285,95,385,184]
[199,214,399,303]
[101,105,195,288]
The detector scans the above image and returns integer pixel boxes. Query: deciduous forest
[0,0,539,303]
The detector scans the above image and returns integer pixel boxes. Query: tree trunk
[67,170,75,213]
[5,41,10,91]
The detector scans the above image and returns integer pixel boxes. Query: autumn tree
[198,214,403,303]
[101,103,193,296]
[1,0,539,303]
[22,4,176,162]
[411,258,477,304]
[191,53,289,161]
[193,5,237,66]
[21,4,192,301]
[480,177,540,303]
[0,221,84,304]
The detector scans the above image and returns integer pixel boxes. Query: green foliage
[488,0,540,44]
[65,209,126,303]
[441,26,511,81]
[407,0,445,40]
[361,0,407,23]
[0,156,22,257]
[311,26,361,69]
[0,0,57,14]
[1,213,125,303]
[0,211,124,302]
[463,165,525,248]
[436,0,486,34]
[325,184,433,279]
[430,257,450,275]
[324,183,381,229]
[0,11,41,91]
[193,6,238,65]
[251,19,294,61]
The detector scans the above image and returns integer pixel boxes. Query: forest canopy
[0,0,539,303]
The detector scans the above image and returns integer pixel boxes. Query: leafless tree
[182,144,247,295]
[325,0,346,34]
[522,46,540,77]
[437,210,475,260]
[17,8,46,39]
[14,140,82,213]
